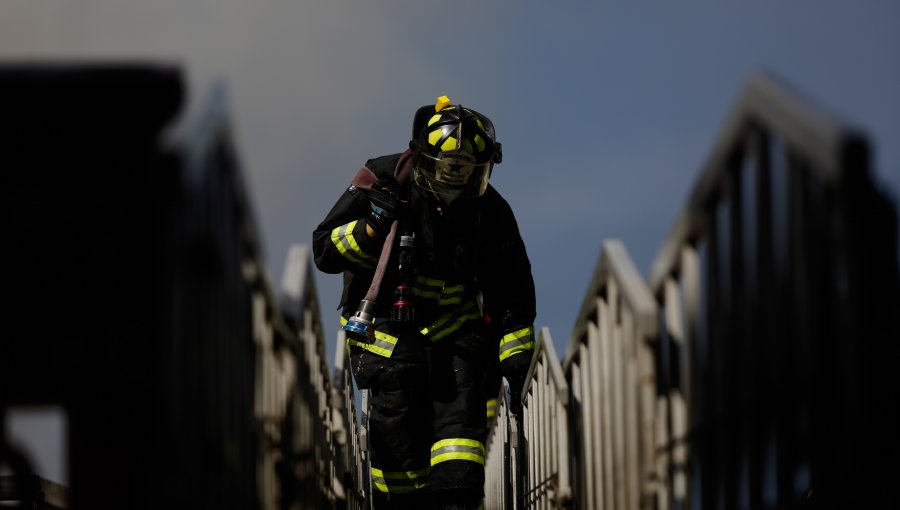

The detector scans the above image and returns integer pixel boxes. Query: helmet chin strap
[420,177,458,210]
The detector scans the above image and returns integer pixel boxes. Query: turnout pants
[350,324,493,509]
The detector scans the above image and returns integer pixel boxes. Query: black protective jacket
[312,151,536,369]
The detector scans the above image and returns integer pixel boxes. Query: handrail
[170,79,350,509]
[2,64,354,509]
[645,70,898,509]
[567,239,658,365]
[334,329,372,510]
[648,71,869,292]
[564,240,658,510]
[523,328,569,405]
[521,327,572,508]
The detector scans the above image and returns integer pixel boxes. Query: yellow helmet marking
[428,114,442,127]
[429,130,459,151]
[435,95,451,111]
[474,134,485,152]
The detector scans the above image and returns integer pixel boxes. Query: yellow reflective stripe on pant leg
[498,326,535,362]
[340,317,397,358]
[370,467,429,493]
[486,398,497,419]
[330,220,376,269]
[431,438,485,466]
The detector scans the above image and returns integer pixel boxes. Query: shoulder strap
[394,148,413,184]
[350,149,412,191]
[350,166,377,190]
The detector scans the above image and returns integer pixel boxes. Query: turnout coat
[312,150,536,372]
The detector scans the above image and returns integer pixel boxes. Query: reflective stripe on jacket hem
[342,297,482,358]
[341,316,398,358]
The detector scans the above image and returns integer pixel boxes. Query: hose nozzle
[344,299,378,337]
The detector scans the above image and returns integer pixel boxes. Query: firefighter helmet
[411,96,502,200]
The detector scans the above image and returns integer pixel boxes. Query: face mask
[411,151,492,202]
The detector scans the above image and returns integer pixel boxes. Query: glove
[503,363,528,416]
[366,180,402,235]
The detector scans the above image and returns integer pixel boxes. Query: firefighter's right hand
[366,180,402,236]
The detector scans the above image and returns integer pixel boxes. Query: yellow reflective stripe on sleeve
[370,467,429,493]
[486,398,497,419]
[431,438,485,466]
[340,317,397,358]
[330,220,376,269]
[499,326,535,362]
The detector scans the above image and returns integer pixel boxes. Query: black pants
[351,326,493,509]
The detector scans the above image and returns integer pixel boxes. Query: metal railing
[269,243,344,509]
[165,79,366,509]
[483,72,898,509]
[484,381,517,510]
[139,74,354,509]
[563,240,659,510]
[333,330,372,510]
[647,71,900,509]
[484,327,570,510]
[1,64,361,510]
[165,76,367,510]
[484,240,657,510]
[521,328,572,509]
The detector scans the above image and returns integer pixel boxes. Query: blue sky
[2,0,898,483]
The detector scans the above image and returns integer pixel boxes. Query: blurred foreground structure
[1,65,897,509]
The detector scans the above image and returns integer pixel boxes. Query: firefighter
[312,96,535,510]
